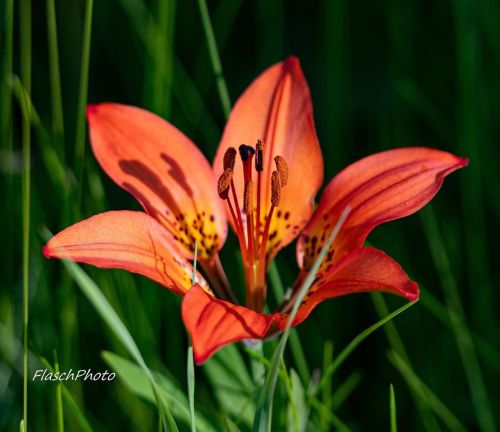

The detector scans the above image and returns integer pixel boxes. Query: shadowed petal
[182,284,277,363]
[277,247,418,330]
[43,211,208,296]
[213,57,323,261]
[297,147,468,272]
[87,103,227,259]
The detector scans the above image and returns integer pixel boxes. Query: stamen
[217,168,233,199]
[258,170,281,262]
[255,140,264,172]
[255,140,264,248]
[243,180,256,261]
[274,155,288,187]
[223,147,237,170]
[271,170,281,207]
[243,180,254,215]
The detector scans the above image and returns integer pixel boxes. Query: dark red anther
[255,140,264,172]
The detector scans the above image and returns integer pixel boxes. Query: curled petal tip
[42,244,51,259]
[404,282,420,302]
[458,156,469,167]
[284,55,299,67]
[86,103,100,117]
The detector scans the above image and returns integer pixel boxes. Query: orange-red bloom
[43,57,467,364]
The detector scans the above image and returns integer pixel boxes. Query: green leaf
[203,345,255,426]
[102,351,217,432]
[287,369,309,432]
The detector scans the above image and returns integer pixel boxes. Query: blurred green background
[1,0,499,431]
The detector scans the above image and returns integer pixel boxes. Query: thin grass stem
[20,0,32,429]
[54,351,64,432]
[74,0,93,207]
[420,205,496,432]
[196,0,231,118]
[389,384,397,432]
[46,0,65,156]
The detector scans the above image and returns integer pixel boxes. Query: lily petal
[298,147,468,271]
[214,57,323,261]
[87,103,227,259]
[182,284,277,363]
[43,211,208,296]
[277,247,418,329]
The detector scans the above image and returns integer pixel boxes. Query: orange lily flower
[43,57,467,364]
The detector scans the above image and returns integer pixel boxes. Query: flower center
[217,141,288,311]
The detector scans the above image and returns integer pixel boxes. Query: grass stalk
[20,0,32,429]
[188,243,198,432]
[46,0,65,156]
[74,0,93,205]
[388,350,467,432]
[268,263,311,385]
[315,300,415,396]
[389,384,397,432]
[1,0,14,146]
[196,0,231,118]
[54,351,64,432]
[420,205,495,431]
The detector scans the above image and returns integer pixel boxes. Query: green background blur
[1,0,499,431]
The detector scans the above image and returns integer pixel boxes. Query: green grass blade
[40,231,179,432]
[315,300,416,395]
[40,358,92,432]
[144,0,176,117]
[319,340,333,428]
[1,0,13,147]
[196,0,231,118]
[102,351,217,432]
[188,242,198,432]
[268,262,311,385]
[53,351,65,432]
[287,369,309,432]
[253,207,351,432]
[203,345,255,426]
[370,291,441,432]
[387,350,467,432]
[187,346,196,432]
[46,0,65,155]
[389,384,397,432]
[421,205,495,431]
[74,0,93,201]
[20,0,32,429]
[330,370,363,411]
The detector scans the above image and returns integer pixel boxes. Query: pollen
[255,140,264,172]
[223,147,237,170]
[271,171,281,206]
[274,156,288,187]
[217,168,233,199]
[244,180,254,215]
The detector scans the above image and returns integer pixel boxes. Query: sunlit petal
[43,211,208,295]
[214,57,323,261]
[87,103,227,259]
[298,147,468,271]
[277,247,418,329]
